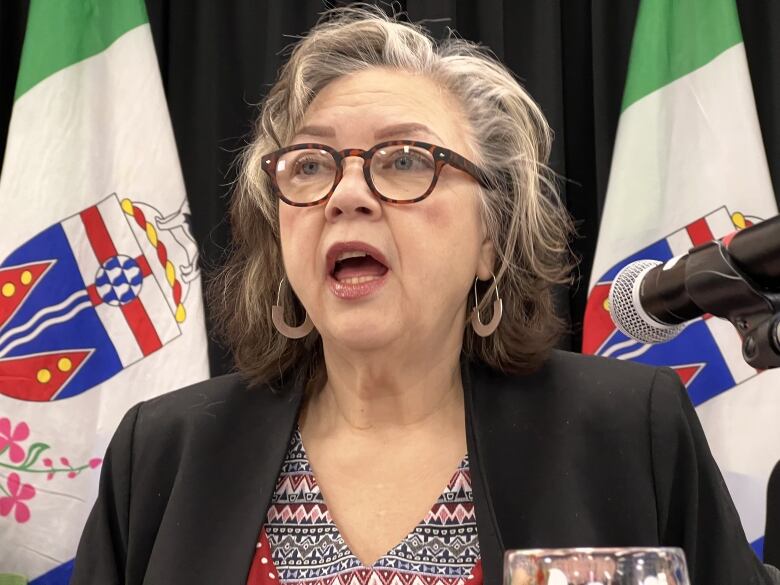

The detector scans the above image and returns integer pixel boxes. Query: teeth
[336,251,369,262]
[339,275,380,285]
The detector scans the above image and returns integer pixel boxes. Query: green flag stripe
[621,0,743,111]
[14,0,148,100]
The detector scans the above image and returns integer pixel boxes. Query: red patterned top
[246,429,482,585]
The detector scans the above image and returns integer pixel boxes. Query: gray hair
[209,5,575,388]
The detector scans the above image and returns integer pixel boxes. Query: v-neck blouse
[246,428,482,585]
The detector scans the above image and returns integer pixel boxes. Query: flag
[0,1,210,581]
[584,0,779,559]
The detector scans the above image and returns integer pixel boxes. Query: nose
[324,157,382,222]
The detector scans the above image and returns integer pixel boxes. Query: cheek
[417,197,450,230]
[421,187,483,247]
[278,203,303,239]
[277,207,296,266]
[409,191,483,281]
[277,206,320,279]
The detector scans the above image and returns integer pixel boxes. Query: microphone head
[608,259,686,344]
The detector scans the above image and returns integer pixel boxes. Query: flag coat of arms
[584,0,779,558]
[0,1,210,582]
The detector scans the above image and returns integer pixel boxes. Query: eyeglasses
[261,140,491,207]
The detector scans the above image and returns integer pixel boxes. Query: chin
[321,315,403,353]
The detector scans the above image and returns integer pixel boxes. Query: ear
[476,236,495,281]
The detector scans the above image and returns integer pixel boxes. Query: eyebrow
[294,122,443,143]
[295,124,336,138]
[375,123,442,142]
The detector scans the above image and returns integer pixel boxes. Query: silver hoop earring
[470,273,502,337]
[271,277,314,339]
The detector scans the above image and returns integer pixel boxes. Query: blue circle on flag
[95,255,143,306]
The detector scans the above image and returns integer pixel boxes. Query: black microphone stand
[685,238,780,369]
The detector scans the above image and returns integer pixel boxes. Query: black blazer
[71,350,770,585]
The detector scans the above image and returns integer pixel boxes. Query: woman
[71,7,770,585]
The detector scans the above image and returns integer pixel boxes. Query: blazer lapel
[463,359,506,585]
[146,374,304,585]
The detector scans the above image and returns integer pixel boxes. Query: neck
[302,338,466,438]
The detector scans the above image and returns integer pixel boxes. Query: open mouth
[331,251,389,284]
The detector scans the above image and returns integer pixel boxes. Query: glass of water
[504,547,690,585]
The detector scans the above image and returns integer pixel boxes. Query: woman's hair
[209,5,575,388]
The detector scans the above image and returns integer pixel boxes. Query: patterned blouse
[246,428,482,585]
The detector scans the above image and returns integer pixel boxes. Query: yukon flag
[584,0,779,559]
[0,0,209,582]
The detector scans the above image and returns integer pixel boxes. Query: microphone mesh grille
[608,260,685,344]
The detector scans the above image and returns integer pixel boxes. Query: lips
[325,241,390,299]
[333,255,388,282]
[326,242,389,280]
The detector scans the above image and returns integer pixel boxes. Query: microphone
[607,214,780,366]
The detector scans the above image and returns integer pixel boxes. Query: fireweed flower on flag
[0,473,36,524]
[0,417,30,463]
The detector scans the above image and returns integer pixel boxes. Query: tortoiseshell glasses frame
[261,140,492,207]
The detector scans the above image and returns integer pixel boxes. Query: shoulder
[102,371,303,510]
[471,349,680,401]
[134,371,301,424]
[135,372,250,424]
[539,348,671,389]
[127,374,247,443]
[139,372,246,411]
[118,372,303,466]
[467,349,684,431]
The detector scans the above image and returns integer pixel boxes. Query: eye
[290,152,334,178]
[299,160,320,175]
[378,147,434,172]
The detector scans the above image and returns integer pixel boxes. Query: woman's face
[278,68,494,355]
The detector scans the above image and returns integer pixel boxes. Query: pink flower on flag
[0,473,36,523]
[0,418,29,463]
[0,420,103,523]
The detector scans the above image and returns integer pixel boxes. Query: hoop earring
[271,277,314,339]
[470,273,503,337]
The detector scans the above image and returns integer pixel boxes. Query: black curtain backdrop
[2,1,779,378]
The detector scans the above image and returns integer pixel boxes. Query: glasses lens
[370,144,435,201]
[275,148,337,204]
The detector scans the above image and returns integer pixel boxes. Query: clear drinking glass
[504,547,690,585]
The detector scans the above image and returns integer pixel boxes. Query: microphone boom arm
[682,239,780,369]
